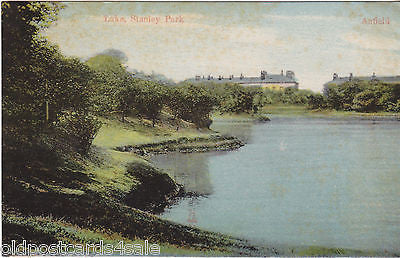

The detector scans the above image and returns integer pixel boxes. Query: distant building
[323,72,400,93]
[187,70,299,90]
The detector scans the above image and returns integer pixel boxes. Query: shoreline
[4,113,398,256]
[3,115,263,256]
[263,104,400,119]
[114,135,245,156]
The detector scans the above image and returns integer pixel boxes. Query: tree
[352,90,380,112]
[86,55,128,114]
[2,2,100,156]
[167,84,216,129]
[375,83,400,112]
[252,90,270,113]
[324,85,344,110]
[220,84,254,113]
[116,76,141,122]
[2,2,64,137]
[132,80,165,126]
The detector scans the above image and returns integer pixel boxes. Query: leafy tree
[132,80,165,126]
[351,89,380,112]
[220,84,254,113]
[167,84,216,129]
[375,83,400,112]
[85,54,127,74]
[2,2,63,136]
[324,85,344,110]
[116,76,141,122]
[86,55,128,114]
[2,2,100,157]
[281,87,296,104]
[322,81,399,113]
[252,90,271,113]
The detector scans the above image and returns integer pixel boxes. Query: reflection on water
[187,198,199,224]
[211,120,256,143]
[151,121,256,196]
[152,116,400,253]
[151,152,214,195]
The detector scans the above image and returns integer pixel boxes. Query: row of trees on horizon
[308,81,400,113]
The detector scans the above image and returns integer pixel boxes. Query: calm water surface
[151,116,400,252]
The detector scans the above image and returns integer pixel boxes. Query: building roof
[325,75,400,86]
[187,74,297,84]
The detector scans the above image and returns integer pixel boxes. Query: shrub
[351,90,380,112]
[53,111,101,154]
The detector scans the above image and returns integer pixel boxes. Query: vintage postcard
[2,1,400,256]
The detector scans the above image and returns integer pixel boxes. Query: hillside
[2,113,270,256]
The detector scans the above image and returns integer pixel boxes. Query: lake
[151,116,400,253]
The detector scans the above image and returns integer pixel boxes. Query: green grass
[263,104,310,115]
[88,115,217,196]
[93,116,211,149]
[3,213,229,256]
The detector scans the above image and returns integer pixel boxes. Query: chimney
[261,70,265,80]
[286,70,295,79]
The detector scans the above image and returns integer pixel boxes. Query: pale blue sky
[45,2,400,92]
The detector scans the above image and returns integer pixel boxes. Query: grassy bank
[2,114,265,256]
[3,210,230,256]
[263,104,400,118]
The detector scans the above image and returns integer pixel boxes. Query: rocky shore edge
[115,135,245,155]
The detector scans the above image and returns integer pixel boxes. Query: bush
[53,112,102,154]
